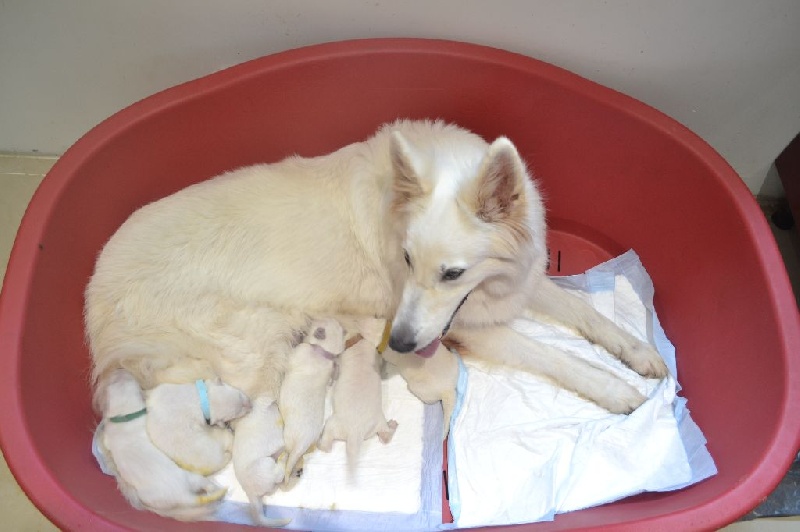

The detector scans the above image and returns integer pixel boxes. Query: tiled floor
[0,153,798,530]
[0,154,59,531]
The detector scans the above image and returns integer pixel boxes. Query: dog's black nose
[388,325,416,353]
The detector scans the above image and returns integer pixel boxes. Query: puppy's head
[388,127,538,355]
[307,318,346,355]
[206,380,251,425]
[103,369,146,413]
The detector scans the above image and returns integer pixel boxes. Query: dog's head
[388,125,541,355]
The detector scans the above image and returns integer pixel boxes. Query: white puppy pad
[213,373,443,530]
[447,250,716,528]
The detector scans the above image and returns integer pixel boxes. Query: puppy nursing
[146,379,251,475]
[382,342,459,440]
[98,369,227,520]
[279,318,346,483]
[232,396,290,527]
[319,321,399,471]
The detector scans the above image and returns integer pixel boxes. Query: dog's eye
[442,268,465,281]
[403,249,412,268]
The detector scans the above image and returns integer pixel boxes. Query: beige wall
[1,0,799,194]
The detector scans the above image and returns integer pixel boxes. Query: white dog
[146,379,251,475]
[86,120,668,518]
[97,369,226,520]
[318,331,398,471]
[279,318,345,483]
[231,396,291,527]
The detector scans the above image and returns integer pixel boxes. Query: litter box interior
[1,39,798,531]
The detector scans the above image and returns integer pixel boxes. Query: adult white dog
[86,119,667,515]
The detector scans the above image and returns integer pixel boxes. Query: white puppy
[318,326,398,472]
[232,396,291,527]
[279,318,345,483]
[378,328,459,440]
[146,379,252,475]
[98,369,226,520]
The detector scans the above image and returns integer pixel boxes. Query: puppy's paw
[623,341,668,379]
[197,486,228,505]
[377,420,398,444]
[317,427,334,452]
[257,515,292,528]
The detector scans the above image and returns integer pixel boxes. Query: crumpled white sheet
[446,250,717,528]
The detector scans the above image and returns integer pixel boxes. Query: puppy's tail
[346,433,362,476]
[249,495,291,528]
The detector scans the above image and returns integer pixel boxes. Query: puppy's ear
[313,327,326,341]
[468,137,526,224]
[390,131,425,210]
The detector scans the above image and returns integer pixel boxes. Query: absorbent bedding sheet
[91,250,715,531]
[446,250,717,528]
[93,373,444,531]
[213,373,443,531]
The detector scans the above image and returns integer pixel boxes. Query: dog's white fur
[318,329,398,471]
[279,318,345,483]
[97,369,227,520]
[145,379,251,475]
[231,396,290,527]
[86,120,668,518]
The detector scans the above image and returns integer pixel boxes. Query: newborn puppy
[318,319,398,472]
[374,319,459,440]
[232,396,291,527]
[279,318,345,483]
[98,369,226,520]
[146,379,252,475]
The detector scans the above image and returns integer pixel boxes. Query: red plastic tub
[1,39,799,531]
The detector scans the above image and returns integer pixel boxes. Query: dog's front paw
[593,380,647,415]
[624,341,669,379]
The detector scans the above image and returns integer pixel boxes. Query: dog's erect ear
[390,131,425,209]
[313,327,326,341]
[469,137,526,223]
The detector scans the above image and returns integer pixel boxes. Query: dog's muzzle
[388,291,471,356]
